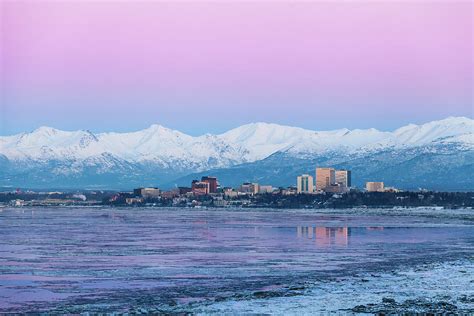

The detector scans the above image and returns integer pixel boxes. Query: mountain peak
[32,126,60,135]
[144,123,171,132]
[147,123,167,129]
[143,123,191,135]
[430,116,473,127]
[401,116,472,129]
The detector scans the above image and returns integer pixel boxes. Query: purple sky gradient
[0,1,472,135]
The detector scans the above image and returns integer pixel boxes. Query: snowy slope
[0,127,101,160]
[0,124,249,170]
[390,117,473,146]
[0,116,472,189]
[0,117,472,165]
[220,116,473,157]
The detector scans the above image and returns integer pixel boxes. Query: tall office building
[315,168,335,191]
[201,176,218,193]
[336,170,352,188]
[297,174,314,193]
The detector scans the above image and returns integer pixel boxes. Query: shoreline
[2,206,474,226]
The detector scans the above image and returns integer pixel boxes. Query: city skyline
[1,1,472,135]
[0,1,472,313]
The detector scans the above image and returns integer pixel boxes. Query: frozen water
[0,207,472,313]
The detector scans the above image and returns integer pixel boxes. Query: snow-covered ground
[196,259,474,314]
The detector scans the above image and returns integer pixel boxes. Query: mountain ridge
[0,116,472,190]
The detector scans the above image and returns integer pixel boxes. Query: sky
[0,1,472,136]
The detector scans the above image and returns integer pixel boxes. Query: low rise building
[258,185,273,194]
[384,186,400,193]
[125,197,144,205]
[192,180,210,195]
[239,183,259,195]
[10,199,25,207]
[282,186,298,195]
[213,196,228,207]
[178,187,192,195]
[161,189,179,198]
[223,188,239,198]
[366,182,385,192]
[133,187,161,198]
[324,183,349,194]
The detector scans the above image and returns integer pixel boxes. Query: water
[0,207,473,313]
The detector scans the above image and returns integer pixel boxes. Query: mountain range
[0,116,473,191]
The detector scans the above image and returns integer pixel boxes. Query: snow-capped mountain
[0,117,472,189]
[220,116,473,157]
[0,124,248,168]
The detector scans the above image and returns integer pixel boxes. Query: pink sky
[1,1,472,135]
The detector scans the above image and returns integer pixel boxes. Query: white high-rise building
[297,174,314,194]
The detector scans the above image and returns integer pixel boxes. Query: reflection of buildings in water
[334,227,349,246]
[316,227,349,246]
[297,226,350,246]
[297,226,313,239]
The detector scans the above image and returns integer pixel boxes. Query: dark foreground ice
[0,207,473,313]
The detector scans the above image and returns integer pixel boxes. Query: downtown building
[366,182,384,192]
[258,185,274,194]
[315,168,336,191]
[336,170,351,188]
[133,187,161,198]
[191,180,210,195]
[297,174,314,194]
[201,176,218,193]
[190,176,219,195]
[238,183,260,195]
[315,167,351,193]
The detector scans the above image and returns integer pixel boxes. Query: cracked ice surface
[196,259,474,314]
[0,207,472,313]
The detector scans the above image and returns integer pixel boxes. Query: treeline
[0,191,113,202]
[1,190,473,209]
[250,191,474,209]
